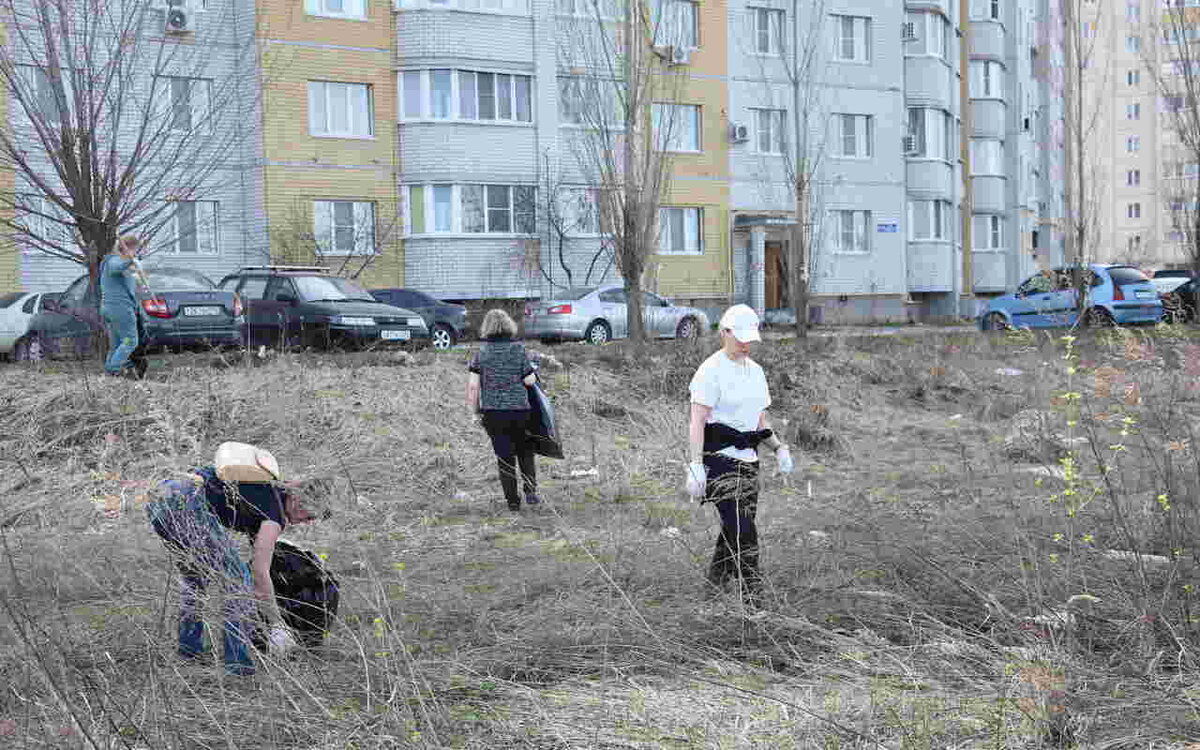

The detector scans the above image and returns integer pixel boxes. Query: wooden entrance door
[764,241,784,309]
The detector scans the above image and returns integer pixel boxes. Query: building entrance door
[765,241,784,309]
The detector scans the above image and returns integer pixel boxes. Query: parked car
[978,264,1163,331]
[13,267,243,361]
[1153,275,1199,323]
[368,288,468,350]
[523,284,709,344]
[217,266,428,350]
[0,291,61,358]
[1153,268,1198,279]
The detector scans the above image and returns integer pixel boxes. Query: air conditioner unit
[902,134,917,154]
[669,46,692,65]
[729,122,750,143]
[901,21,916,41]
[164,3,195,34]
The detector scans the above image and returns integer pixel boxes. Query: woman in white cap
[146,444,332,675]
[685,304,793,608]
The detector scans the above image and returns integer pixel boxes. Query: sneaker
[524,493,541,505]
[507,501,521,511]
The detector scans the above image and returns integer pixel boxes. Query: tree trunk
[791,176,809,348]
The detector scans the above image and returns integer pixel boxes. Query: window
[304,0,366,19]
[971,0,1000,19]
[463,185,536,233]
[308,81,373,137]
[1126,135,1140,152]
[832,210,871,253]
[836,114,873,158]
[908,200,952,240]
[990,0,1000,18]
[167,201,218,255]
[159,76,212,133]
[558,187,602,235]
[1164,95,1185,112]
[557,0,620,19]
[658,206,702,254]
[20,66,73,126]
[906,12,950,60]
[402,69,532,122]
[407,185,453,233]
[652,103,701,152]
[1127,168,1141,186]
[970,60,1004,98]
[1127,202,1142,219]
[1128,69,1140,86]
[397,0,530,12]
[559,76,621,126]
[15,194,72,250]
[754,108,786,154]
[1126,2,1141,22]
[833,14,871,62]
[972,214,1003,250]
[970,139,1003,175]
[314,200,375,254]
[652,0,698,49]
[1126,35,1141,52]
[907,107,955,160]
[1127,102,1141,119]
[751,8,785,55]
[1127,234,1142,254]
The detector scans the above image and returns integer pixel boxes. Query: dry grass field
[4,325,1200,749]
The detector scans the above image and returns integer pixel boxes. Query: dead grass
[4,327,1200,747]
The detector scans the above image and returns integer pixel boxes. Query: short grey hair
[480,309,518,339]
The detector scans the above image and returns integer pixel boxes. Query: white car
[0,291,61,358]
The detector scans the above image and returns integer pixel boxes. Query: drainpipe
[960,0,973,319]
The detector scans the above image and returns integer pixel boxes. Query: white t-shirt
[689,350,771,462]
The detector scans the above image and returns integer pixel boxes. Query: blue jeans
[147,479,257,675]
[102,307,139,374]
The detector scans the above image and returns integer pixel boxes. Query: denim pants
[102,306,139,374]
[704,454,761,603]
[147,478,257,675]
[481,409,536,507]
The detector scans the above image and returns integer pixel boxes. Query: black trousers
[704,454,761,601]
[481,409,536,507]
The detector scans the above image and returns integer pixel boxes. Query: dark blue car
[978,264,1163,330]
[368,288,468,350]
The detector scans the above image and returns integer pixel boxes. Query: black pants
[704,454,761,602]
[481,409,536,508]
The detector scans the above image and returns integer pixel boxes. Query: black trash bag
[252,539,339,650]
[527,380,564,459]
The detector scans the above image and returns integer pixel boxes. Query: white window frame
[167,200,219,256]
[908,199,952,241]
[1126,34,1142,52]
[652,0,699,50]
[15,193,72,251]
[835,113,873,158]
[557,187,603,236]
[1126,135,1141,152]
[1127,101,1141,120]
[1127,168,1141,186]
[157,75,213,134]
[969,138,1003,175]
[396,0,531,14]
[753,108,786,154]
[907,107,955,161]
[557,0,620,19]
[308,81,374,138]
[658,206,703,254]
[831,209,871,254]
[1127,202,1142,219]
[652,103,701,152]
[972,214,1003,251]
[970,60,1004,98]
[305,0,368,19]
[832,14,871,62]
[558,76,622,127]
[465,184,537,234]
[750,7,785,55]
[401,68,533,123]
[313,200,376,255]
[905,12,950,60]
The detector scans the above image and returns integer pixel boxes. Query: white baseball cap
[718,304,761,343]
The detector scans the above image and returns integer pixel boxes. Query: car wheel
[983,312,1010,331]
[1084,306,1116,328]
[584,320,611,345]
[13,334,45,362]
[675,316,700,340]
[431,324,455,350]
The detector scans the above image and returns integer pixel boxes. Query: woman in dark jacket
[467,309,539,511]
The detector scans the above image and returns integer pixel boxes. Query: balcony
[972,175,1006,212]
[971,99,1006,139]
[970,21,1005,61]
[905,56,955,109]
[907,241,955,292]
[972,251,1007,291]
[906,159,955,200]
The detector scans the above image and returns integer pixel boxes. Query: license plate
[381,329,410,340]
[183,306,221,316]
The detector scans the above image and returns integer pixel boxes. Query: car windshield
[144,268,215,291]
[1152,277,1190,293]
[554,287,598,301]
[1107,267,1151,285]
[293,275,375,302]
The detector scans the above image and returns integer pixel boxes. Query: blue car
[978,264,1163,330]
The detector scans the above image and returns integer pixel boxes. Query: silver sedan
[523,284,710,344]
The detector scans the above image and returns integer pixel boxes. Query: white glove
[267,626,298,654]
[776,445,795,474]
[685,462,707,499]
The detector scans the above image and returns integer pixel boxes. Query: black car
[15,266,244,361]
[217,266,428,350]
[368,288,468,350]
[1153,275,1200,323]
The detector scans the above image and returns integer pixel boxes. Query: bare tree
[534,150,616,292]
[558,0,686,341]
[267,201,404,280]
[0,0,255,292]
[1146,5,1200,277]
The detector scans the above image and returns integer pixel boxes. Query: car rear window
[1107,267,1150,285]
[145,269,216,291]
[0,292,23,309]
[556,287,597,301]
